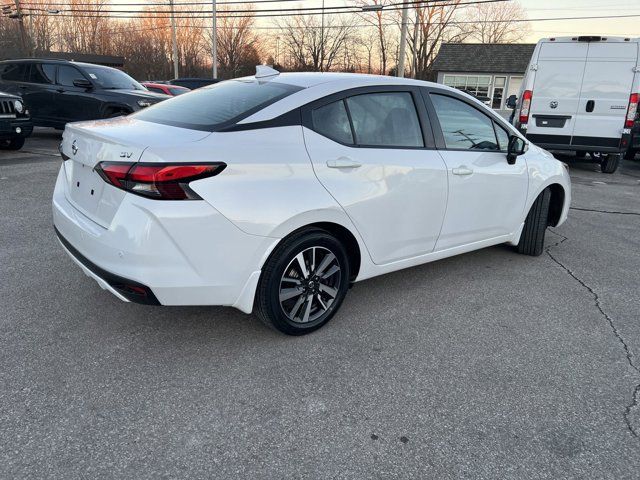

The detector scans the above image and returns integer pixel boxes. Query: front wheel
[517,188,551,256]
[0,136,25,150]
[255,229,350,335]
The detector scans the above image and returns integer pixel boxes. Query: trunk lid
[60,117,211,228]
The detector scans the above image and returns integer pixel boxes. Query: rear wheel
[0,136,25,150]
[255,229,350,335]
[600,153,620,174]
[517,188,551,257]
[624,148,637,160]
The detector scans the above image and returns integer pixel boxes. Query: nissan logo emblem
[71,140,78,155]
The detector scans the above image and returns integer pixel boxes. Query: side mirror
[507,135,526,165]
[506,94,517,109]
[73,78,93,89]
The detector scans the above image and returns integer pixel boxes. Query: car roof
[238,72,463,124]
[0,58,116,69]
[245,72,432,89]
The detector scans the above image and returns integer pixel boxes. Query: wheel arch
[547,183,566,227]
[101,102,133,117]
[268,221,362,282]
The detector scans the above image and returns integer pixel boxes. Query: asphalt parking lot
[1,128,639,479]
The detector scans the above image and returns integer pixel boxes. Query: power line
[2,0,508,17]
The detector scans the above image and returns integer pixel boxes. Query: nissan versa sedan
[52,69,571,335]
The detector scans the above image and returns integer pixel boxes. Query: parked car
[0,90,33,150]
[53,69,571,335]
[0,59,168,129]
[168,77,219,89]
[625,104,639,160]
[511,36,640,173]
[141,82,190,96]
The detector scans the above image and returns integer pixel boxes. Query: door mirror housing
[506,94,518,109]
[73,78,93,89]
[507,135,526,165]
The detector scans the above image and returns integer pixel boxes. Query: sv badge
[119,152,133,158]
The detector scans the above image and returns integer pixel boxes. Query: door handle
[327,157,362,169]
[452,166,473,176]
[586,100,595,112]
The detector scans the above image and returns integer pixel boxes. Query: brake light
[95,162,226,200]
[625,93,638,128]
[519,90,532,124]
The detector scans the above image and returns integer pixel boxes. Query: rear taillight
[519,90,532,124]
[94,162,226,200]
[625,93,638,128]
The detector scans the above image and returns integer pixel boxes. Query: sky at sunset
[109,0,640,42]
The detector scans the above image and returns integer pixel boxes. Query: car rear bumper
[52,166,278,312]
[525,133,627,153]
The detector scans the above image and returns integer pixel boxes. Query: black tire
[575,151,586,158]
[0,136,25,150]
[624,148,637,160]
[255,228,350,335]
[517,188,551,256]
[600,153,620,174]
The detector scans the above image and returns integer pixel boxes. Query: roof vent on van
[577,36,602,42]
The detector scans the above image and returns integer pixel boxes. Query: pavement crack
[546,229,640,440]
[570,207,640,217]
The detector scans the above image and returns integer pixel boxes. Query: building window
[492,76,506,109]
[443,74,491,99]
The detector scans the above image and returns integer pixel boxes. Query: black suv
[0,90,33,150]
[0,59,168,129]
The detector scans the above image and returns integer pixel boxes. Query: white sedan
[53,68,571,335]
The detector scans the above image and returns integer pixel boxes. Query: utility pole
[211,0,217,79]
[13,0,29,55]
[320,0,325,72]
[397,0,409,77]
[412,2,421,78]
[169,0,179,79]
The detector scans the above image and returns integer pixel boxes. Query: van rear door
[527,41,588,144]
[571,41,638,149]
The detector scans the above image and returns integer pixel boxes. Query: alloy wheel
[278,246,341,324]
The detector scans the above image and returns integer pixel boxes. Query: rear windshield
[132,79,303,131]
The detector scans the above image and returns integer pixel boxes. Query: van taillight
[519,90,533,124]
[94,162,226,200]
[625,93,638,128]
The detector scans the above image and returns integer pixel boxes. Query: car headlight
[137,100,153,108]
[14,100,23,113]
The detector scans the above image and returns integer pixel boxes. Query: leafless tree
[275,12,355,72]
[461,1,531,43]
[357,0,392,74]
[215,7,262,79]
[403,1,464,79]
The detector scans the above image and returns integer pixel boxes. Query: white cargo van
[511,36,639,173]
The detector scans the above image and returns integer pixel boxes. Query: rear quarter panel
[148,125,369,246]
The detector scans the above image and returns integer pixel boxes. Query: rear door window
[345,92,424,147]
[28,63,56,84]
[133,79,303,131]
[0,63,28,82]
[430,94,499,150]
[311,100,354,144]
